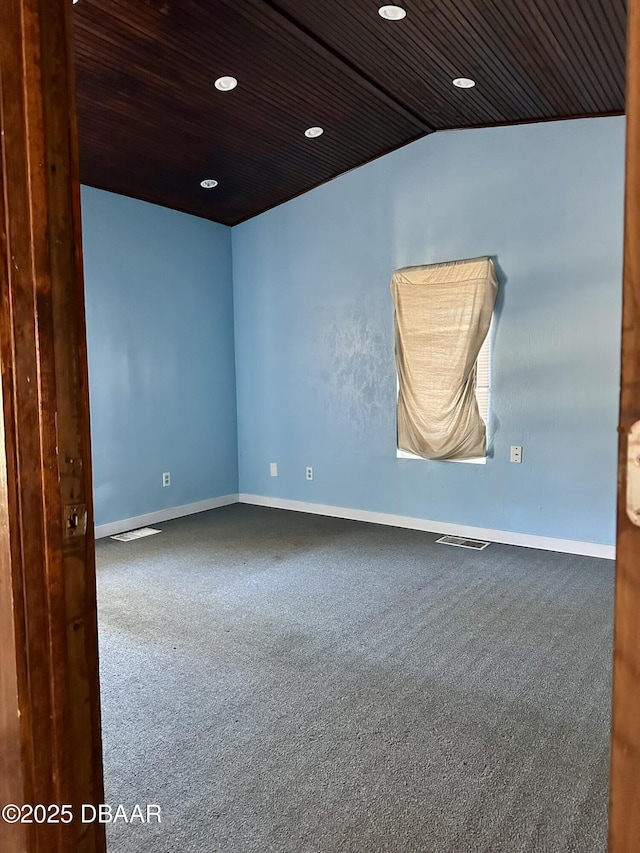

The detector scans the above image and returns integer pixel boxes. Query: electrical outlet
[306,467,313,481]
[270,462,278,477]
[510,446,522,464]
[162,471,171,487]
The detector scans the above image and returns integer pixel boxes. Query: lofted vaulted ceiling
[72,0,627,226]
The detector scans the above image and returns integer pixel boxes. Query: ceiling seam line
[253,0,436,134]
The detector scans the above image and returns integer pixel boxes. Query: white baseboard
[95,494,239,539]
[94,491,616,559]
[238,494,615,560]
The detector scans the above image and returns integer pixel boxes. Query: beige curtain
[391,257,497,460]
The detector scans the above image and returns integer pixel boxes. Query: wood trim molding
[0,0,105,850]
[609,0,640,848]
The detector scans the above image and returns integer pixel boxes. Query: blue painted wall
[82,187,237,527]
[232,117,625,545]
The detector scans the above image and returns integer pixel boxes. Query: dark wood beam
[0,0,105,850]
[610,0,640,848]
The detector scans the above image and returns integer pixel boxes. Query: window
[475,327,492,428]
[391,257,497,462]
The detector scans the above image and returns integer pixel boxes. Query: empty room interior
[72,0,626,850]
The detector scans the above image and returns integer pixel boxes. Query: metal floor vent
[436,535,490,550]
[111,527,161,542]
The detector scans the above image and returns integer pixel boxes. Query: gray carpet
[96,504,613,853]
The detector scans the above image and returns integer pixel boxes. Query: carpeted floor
[96,504,613,853]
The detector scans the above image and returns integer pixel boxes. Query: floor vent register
[111,527,161,542]
[436,535,490,550]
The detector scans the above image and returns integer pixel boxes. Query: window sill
[397,449,487,465]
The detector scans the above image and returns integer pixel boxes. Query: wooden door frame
[0,0,105,851]
[610,0,640,846]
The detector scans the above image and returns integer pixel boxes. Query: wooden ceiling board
[271,0,626,123]
[73,0,427,224]
[273,0,544,124]
[260,0,528,126]
[72,0,626,224]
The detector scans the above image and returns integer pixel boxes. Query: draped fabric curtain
[391,257,498,460]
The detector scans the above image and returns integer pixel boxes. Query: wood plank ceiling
[72,0,627,225]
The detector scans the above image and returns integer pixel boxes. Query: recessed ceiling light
[453,77,476,89]
[200,179,218,189]
[304,126,324,138]
[378,5,407,20]
[214,76,238,92]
